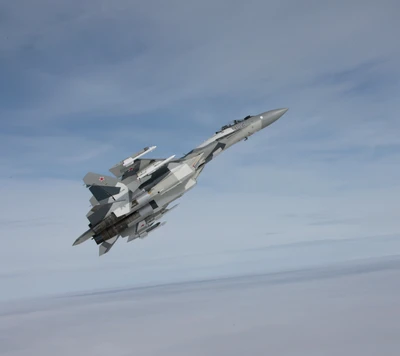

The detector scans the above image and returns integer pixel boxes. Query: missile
[109,146,156,177]
[128,221,167,241]
[165,203,179,213]
[137,155,176,180]
[122,146,156,168]
[148,204,179,223]
[147,221,167,233]
[139,221,167,239]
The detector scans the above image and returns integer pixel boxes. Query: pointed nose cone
[260,108,288,128]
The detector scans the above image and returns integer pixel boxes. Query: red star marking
[99,177,105,182]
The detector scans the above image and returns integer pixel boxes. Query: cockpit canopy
[218,115,251,132]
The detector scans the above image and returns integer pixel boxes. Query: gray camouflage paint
[74,108,288,255]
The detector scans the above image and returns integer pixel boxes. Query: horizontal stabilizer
[99,236,119,256]
[73,229,94,246]
[89,185,121,202]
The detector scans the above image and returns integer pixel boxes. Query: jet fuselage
[73,108,288,255]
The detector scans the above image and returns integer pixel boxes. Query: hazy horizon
[2,255,400,356]
[1,0,399,353]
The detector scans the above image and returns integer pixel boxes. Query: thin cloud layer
[1,258,400,356]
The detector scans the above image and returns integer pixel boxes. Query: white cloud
[1,258,400,356]
[0,171,399,300]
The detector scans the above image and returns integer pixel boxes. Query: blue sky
[0,0,399,301]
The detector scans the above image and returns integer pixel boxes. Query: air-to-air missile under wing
[73,108,288,255]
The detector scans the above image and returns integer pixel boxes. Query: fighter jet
[73,108,288,255]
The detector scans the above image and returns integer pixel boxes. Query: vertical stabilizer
[99,236,119,256]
